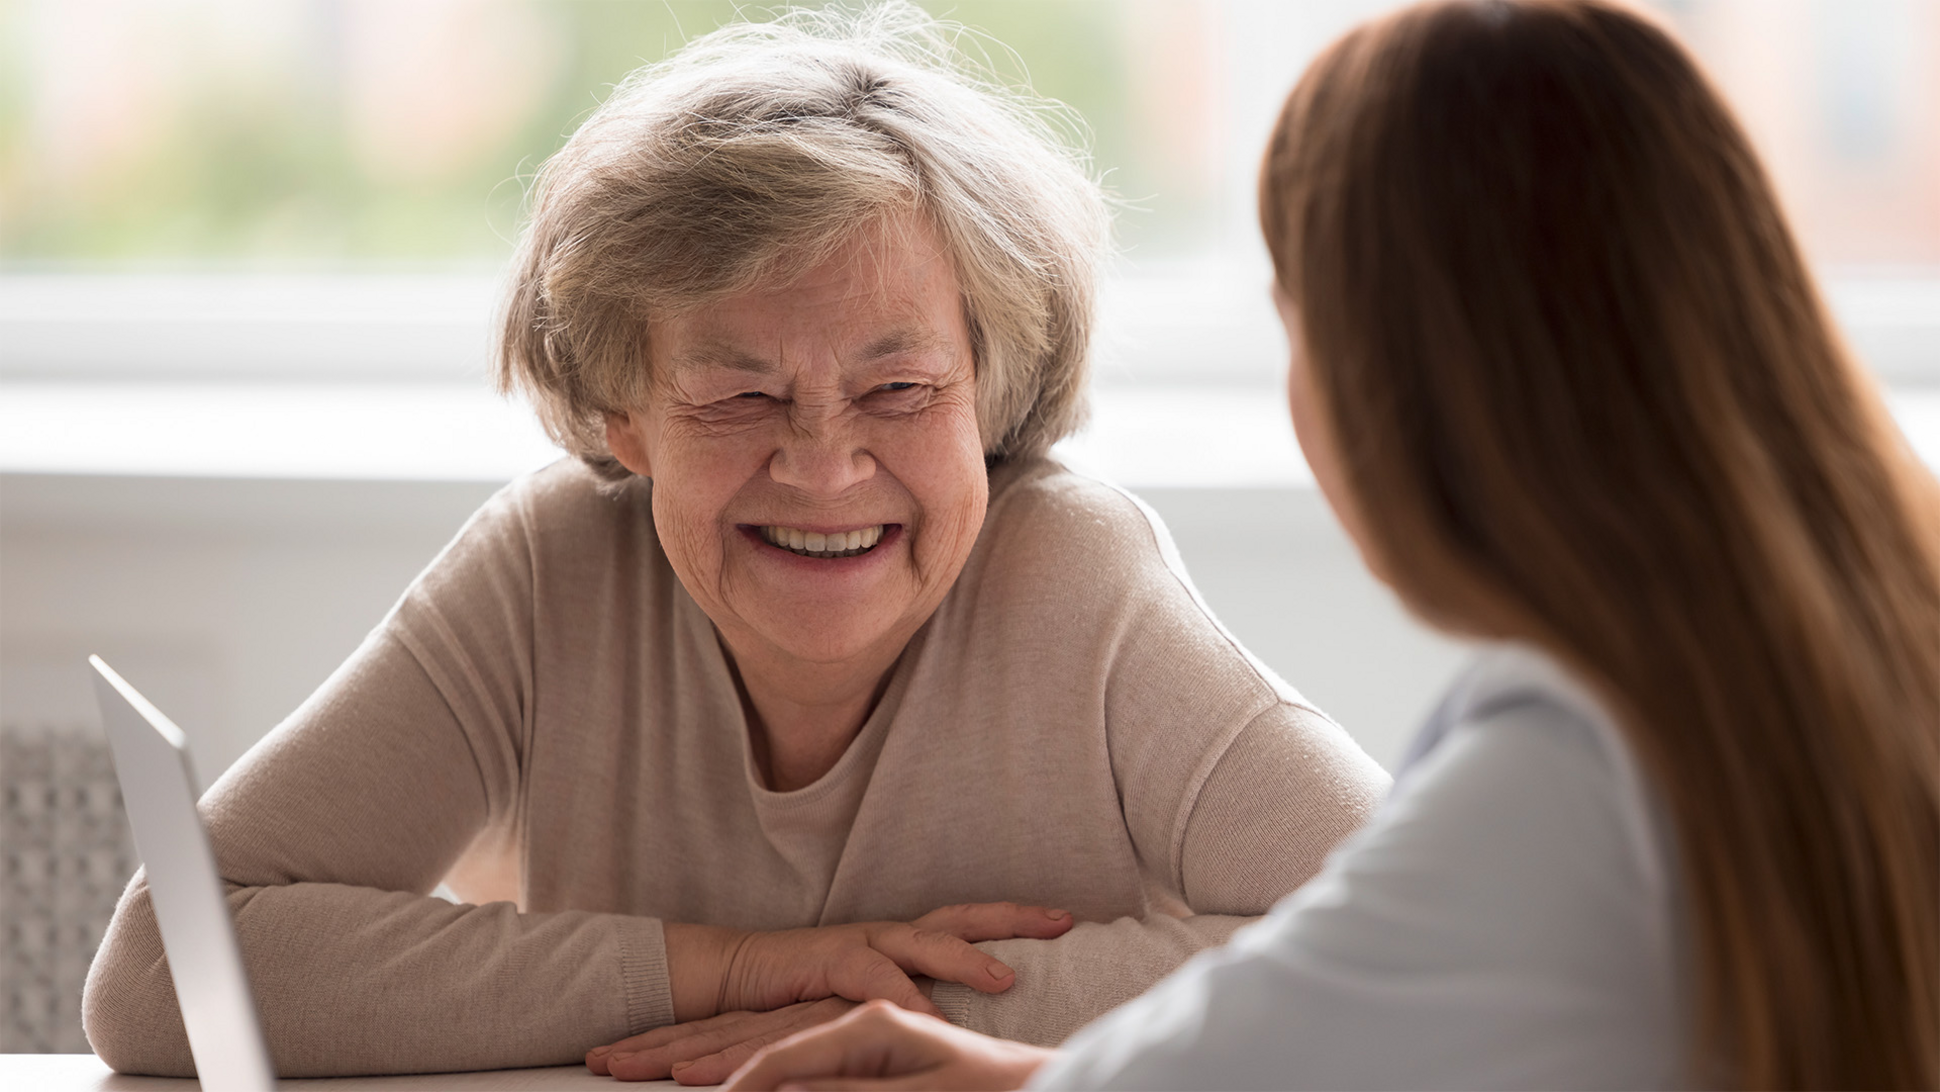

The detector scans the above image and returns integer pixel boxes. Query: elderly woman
[82,6,1386,1082]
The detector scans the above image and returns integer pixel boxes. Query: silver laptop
[91,655,276,1092]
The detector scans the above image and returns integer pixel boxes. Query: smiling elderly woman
[83,5,1387,1083]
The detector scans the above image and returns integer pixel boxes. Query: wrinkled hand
[590,998,860,1084]
[591,902,1072,1082]
[721,999,1053,1091]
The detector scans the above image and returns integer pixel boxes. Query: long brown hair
[1259,1,1940,1087]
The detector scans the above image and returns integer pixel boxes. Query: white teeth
[760,524,887,558]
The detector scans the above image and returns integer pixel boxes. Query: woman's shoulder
[1401,646,1635,785]
[440,457,657,564]
[494,456,652,531]
[968,457,1226,639]
[396,457,661,615]
[959,457,1322,713]
[978,456,1187,585]
[1395,644,1679,907]
[986,455,1150,523]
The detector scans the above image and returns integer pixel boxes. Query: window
[1,0,1934,483]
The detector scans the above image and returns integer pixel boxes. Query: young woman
[715,1,1940,1088]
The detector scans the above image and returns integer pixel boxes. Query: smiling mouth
[759,524,887,559]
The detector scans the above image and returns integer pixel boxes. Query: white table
[2,1055,696,1090]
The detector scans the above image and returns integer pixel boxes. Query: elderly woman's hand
[718,999,1052,1091]
[588,902,1072,1083]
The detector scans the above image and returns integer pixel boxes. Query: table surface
[2,1055,698,1090]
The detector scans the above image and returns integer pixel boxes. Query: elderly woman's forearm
[84,876,670,1077]
[929,913,1256,1046]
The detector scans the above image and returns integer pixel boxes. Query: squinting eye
[734,391,767,399]
[879,382,918,392]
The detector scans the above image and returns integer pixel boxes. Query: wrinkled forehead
[669,326,959,372]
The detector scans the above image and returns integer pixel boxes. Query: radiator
[0,724,138,1053]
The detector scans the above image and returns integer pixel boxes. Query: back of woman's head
[1259,1,1940,1086]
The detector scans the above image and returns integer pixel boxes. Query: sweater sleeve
[931,705,1390,1045]
[81,484,676,1078]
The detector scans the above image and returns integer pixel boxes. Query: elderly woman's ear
[604,412,653,479]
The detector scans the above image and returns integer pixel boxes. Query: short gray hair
[497,2,1112,479]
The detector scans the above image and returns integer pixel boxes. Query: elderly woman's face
[606,215,989,672]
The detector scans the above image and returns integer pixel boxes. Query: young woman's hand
[588,902,1072,1082]
[721,999,1053,1091]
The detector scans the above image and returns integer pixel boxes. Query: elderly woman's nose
[768,420,877,496]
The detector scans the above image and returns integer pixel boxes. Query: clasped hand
[587,901,1073,1084]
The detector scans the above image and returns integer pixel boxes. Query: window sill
[2,380,1934,489]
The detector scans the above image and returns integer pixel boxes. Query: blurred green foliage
[0,1,1198,265]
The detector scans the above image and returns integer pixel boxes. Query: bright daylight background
[1,0,1937,1053]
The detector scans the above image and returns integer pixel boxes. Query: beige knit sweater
[83,457,1390,1078]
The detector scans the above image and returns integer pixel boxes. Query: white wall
[0,472,1466,786]
[0,476,497,789]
